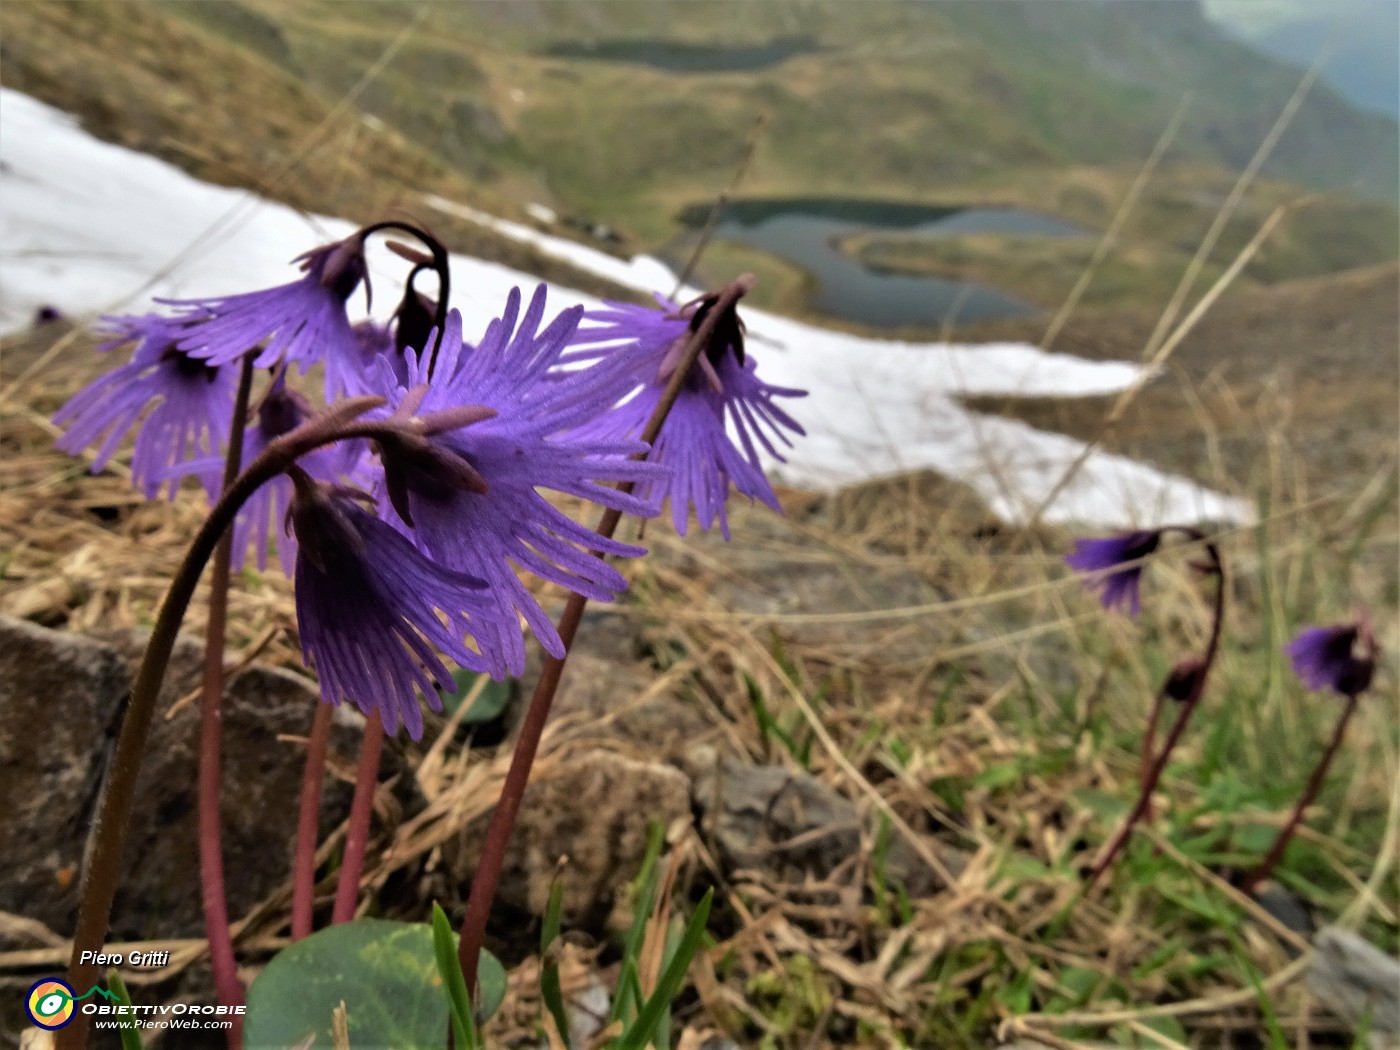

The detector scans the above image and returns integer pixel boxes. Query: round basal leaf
[477,948,509,1024]
[244,919,507,1049]
[439,668,513,724]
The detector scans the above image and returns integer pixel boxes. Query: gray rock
[98,630,426,940]
[688,751,963,896]
[98,631,363,940]
[533,651,711,763]
[447,749,691,931]
[0,616,414,942]
[0,615,129,931]
[1252,883,1315,941]
[642,505,955,667]
[501,606,711,761]
[1308,925,1400,1048]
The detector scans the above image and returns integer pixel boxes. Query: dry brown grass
[0,9,1395,1042]
[1,311,1395,1047]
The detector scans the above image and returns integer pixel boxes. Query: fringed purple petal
[293,496,502,739]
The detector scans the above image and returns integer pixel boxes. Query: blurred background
[3,0,1396,499]
[2,5,1398,1047]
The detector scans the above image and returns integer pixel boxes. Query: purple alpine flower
[1285,621,1377,697]
[566,285,806,539]
[53,312,236,500]
[167,234,368,385]
[1065,529,1162,616]
[288,473,499,739]
[172,375,356,575]
[325,319,396,400]
[369,288,667,676]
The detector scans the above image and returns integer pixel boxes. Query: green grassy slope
[207,0,1397,226]
[3,0,1395,324]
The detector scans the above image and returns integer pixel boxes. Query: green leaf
[973,762,1021,790]
[612,821,666,1026]
[616,889,713,1050]
[999,966,1034,1015]
[1073,788,1130,823]
[432,904,477,1050]
[995,855,1052,884]
[540,882,571,1045]
[1234,820,1282,853]
[1057,965,1101,1003]
[104,969,143,1050]
[478,950,508,1022]
[243,918,506,1049]
[440,669,513,724]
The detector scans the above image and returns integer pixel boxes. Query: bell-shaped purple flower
[370,288,667,676]
[1065,529,1162,616]
[167,235,367,383]
[1285,622,1377,697]
[288,473,499,739]
[174,375,356,575]
[566,288,806,539]
[53,313,236,500]
[325,319,396,401]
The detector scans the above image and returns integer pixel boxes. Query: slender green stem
[455,276,754,995]
[59,398,385,1050]
[1240,693,1360,895]
[199,357,254,1048]
[332,711,384,924]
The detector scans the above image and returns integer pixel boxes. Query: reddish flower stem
[1087,540,1225,887]
[198,356,254,1048]
[60,397,385,1050]
[1140,687,1166,791]
[291,703,335,940]
[455,276,755,995]
[1239,692,1360,895]
[332,711,384,924]
[1139,685,1168,822]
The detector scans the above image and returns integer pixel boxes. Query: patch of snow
[0,87,1248,527]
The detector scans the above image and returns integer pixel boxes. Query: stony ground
[1,306,1396,1047]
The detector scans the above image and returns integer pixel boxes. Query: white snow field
[0,88,1248,526]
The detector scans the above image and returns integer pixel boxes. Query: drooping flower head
[288,471,500,739]
[369,287,667,676]
[53,312,236,500]
[167,234,368,388]
[169,373,358,575]
[329,264,444,398]
[566,280,807,539]
[1065,529,1162,616]
[1285,620,1378,698]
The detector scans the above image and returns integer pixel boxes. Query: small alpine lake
[677,197,1088,329]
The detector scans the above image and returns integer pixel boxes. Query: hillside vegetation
[193,0,1398,219]
[3,0,1395,328]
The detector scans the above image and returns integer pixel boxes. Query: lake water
[546,36,821,73]
[679,197,1086,329]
